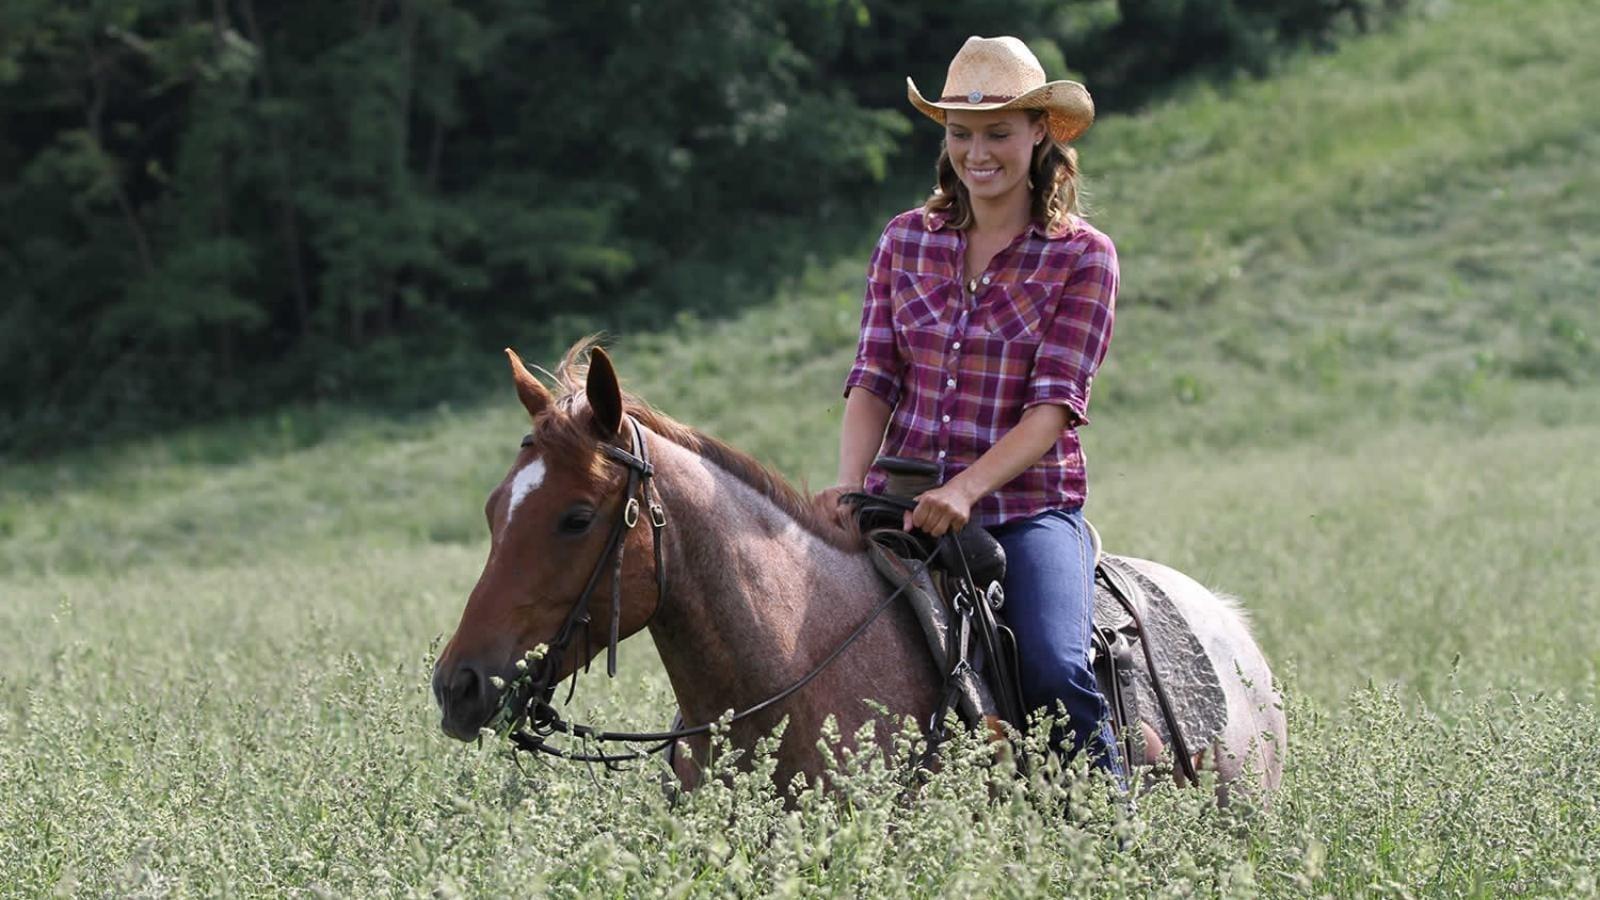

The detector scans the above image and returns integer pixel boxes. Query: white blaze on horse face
[506,457,547,524]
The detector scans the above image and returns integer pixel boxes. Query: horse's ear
[585,346,624,438]
[505,348,552,419]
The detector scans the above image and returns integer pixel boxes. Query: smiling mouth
[965,166,1001,180]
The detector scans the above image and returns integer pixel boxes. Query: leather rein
[501,413,937,766]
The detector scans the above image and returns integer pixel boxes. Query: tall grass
[3,420,1597,894]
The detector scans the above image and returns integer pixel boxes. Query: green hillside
[4,0,1599,894]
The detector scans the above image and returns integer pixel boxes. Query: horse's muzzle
[433,660,501,741]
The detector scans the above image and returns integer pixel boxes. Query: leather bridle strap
[595,414,667,677]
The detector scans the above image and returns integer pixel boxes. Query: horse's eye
[558,506,595,535]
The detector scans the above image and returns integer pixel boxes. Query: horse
[432,339,1285,800]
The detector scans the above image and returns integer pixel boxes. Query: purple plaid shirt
[844,208,1118,527]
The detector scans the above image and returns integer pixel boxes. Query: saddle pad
[1094,556,1229,756]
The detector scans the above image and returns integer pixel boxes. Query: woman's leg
[990,508,1124,780]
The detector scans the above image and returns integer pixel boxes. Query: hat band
[940,92,1019,104]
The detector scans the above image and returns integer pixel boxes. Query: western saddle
[849,456,1196,782]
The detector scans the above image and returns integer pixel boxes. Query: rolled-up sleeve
[843,228,903,406]
[1025,231,1118,426]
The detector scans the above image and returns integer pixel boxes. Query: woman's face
[944,109,1045,208]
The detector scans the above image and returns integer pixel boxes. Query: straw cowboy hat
[907,36,1095,144]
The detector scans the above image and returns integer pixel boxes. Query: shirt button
[937,450,947,459]
[941,415,950,423]
[952,341,961,350]
[981,274,992,285]
[946,378,956,388]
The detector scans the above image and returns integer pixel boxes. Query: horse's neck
[643,436,900,728]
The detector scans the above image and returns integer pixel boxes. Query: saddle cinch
[849,457,1228,780]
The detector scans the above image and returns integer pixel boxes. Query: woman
[833,36,1122,778]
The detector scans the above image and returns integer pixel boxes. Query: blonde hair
[923,109,1082,235]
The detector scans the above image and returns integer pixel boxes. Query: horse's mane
[536,338,863,552]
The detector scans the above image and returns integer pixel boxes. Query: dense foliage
[0,0,1407,451]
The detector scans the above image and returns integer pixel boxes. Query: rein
[500,414,939,767]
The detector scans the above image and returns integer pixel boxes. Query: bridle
[497,413,938,767]
[543,411,667,683]
[497,412,664,754]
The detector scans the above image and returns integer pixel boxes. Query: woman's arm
[905,403,1069,535]
[834,387,893,489]
[835,222,901,492]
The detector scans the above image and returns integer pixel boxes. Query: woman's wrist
[942,471,984,509]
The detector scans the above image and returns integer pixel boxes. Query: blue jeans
[989,507,1124,781]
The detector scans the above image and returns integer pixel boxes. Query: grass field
[4,0,1600,894]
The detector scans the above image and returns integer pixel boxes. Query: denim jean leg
[990,508,1125,780]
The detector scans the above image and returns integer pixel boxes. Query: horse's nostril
[438,661,500,740]
[448,664,482,706]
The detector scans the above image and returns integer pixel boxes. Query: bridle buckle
[624,497,641,528]
[649,502,666,528]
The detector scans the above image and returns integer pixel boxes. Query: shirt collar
[924,209,1077,241]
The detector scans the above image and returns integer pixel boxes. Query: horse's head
[432,344,664,740]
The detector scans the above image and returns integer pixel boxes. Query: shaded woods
[0,0,1405,451]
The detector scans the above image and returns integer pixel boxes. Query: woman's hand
[902,405,1069,537]
[904,479,979,537]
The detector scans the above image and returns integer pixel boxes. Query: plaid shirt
[844,208,1118,527]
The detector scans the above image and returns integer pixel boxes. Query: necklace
[966,276,979,295]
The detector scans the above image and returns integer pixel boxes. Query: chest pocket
[981,281,1052,343]
[892,273,954,330]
